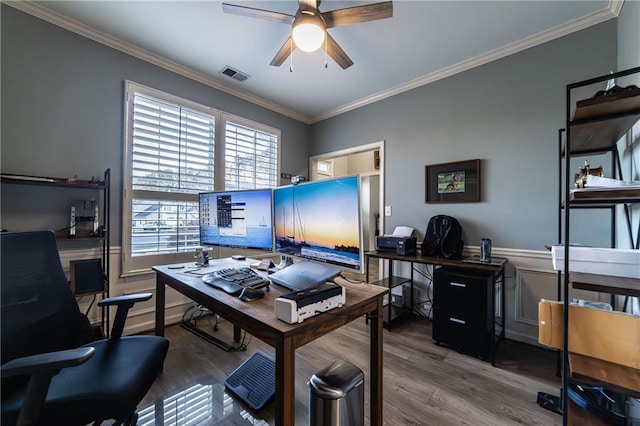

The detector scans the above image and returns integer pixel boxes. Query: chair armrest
[98,293,153,339]
[1,347,96,378]
[2,348,96,425]
[98,293,152,307]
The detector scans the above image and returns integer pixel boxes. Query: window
[224,119,278,190]
[123,82,279,275]
[316,160,333,176]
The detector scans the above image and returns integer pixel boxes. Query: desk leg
[500,269,506,340]
[370,297,384,426]
[387,260,393,330]
[490,271,496,366]
[155,274,166,337]
[365,254,370,282]
[275,336,295,426]
[233,325,241,342]
[490,268,506,367]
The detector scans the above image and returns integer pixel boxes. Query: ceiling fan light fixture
[291,11,325,52]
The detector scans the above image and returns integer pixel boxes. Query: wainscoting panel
[57,245,610,346]
[516,268,555,327]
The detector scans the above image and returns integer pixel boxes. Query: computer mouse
[239,287,265,302]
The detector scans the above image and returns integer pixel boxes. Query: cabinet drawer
[432,306,491,360]
[433,267,492,316]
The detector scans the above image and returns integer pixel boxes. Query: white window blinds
[132,93,215,193]
[224,119,278,190]
[122,82,280,275]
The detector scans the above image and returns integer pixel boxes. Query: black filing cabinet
[432,266,493,361]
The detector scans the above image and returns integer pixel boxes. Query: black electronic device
[69,258,105,295]
[239,287,265,302]
[375,236,417,255]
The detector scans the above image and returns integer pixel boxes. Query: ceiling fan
[222,0,393,70]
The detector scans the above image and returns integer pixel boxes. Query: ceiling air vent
[220,66,249,82]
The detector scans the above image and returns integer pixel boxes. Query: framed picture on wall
[425,159,481,203]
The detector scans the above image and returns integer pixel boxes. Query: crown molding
[6,0,621,125]
[4,0,312,124]
[310,3,619,123]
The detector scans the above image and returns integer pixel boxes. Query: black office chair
[1,230,169,426]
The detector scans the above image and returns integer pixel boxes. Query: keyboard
[202,267,270,296]
[225,352,275,411]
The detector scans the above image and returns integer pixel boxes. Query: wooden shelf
[370,275,411,289]
[567,87,640,155]
[569,187,640,204]
[572,86,640,121]
[56,236,106,242]
[570,272,640,297]
[569,352,640,398]
[1,173,106,189]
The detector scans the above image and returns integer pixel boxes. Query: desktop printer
[274,282,345,324]
[375,226,417,255]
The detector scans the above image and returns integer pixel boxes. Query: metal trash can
[308,360,364,426]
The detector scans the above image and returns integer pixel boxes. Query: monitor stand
[271,255,293,272]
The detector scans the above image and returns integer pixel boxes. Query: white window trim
[121,81,280,277]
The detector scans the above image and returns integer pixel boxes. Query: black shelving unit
[365,255,413,330]
[1,169,111,334]
[559,67,640,424]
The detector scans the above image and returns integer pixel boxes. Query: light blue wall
[618,0,640,72]
[2,4,636,253]
[310,20,620,250]
[0,5,311,244]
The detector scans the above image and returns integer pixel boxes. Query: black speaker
[70,258,105,295]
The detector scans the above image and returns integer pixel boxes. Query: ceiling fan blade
[322,1,393,28]
[324,33,353,70]
[222,3,294,25]
[270,36,295,67]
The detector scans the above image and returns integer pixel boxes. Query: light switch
[384,206,392,217]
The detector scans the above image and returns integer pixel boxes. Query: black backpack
[421,215,464,259]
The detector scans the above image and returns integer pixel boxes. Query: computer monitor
[198,188,273,251]
[273,174,363,273]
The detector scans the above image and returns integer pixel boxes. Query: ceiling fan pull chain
[324,36,328,68]
[289,37,294,73]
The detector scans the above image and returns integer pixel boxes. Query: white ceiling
[17,1,618,123]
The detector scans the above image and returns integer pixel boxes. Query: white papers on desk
[384,226,415,238]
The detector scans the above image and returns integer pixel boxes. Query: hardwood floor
[138,312,562,425]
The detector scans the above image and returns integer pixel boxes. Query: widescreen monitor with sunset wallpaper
[273,174,363,273]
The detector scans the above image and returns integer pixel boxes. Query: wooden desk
[365,251,507,365]
[153,258,388,426]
